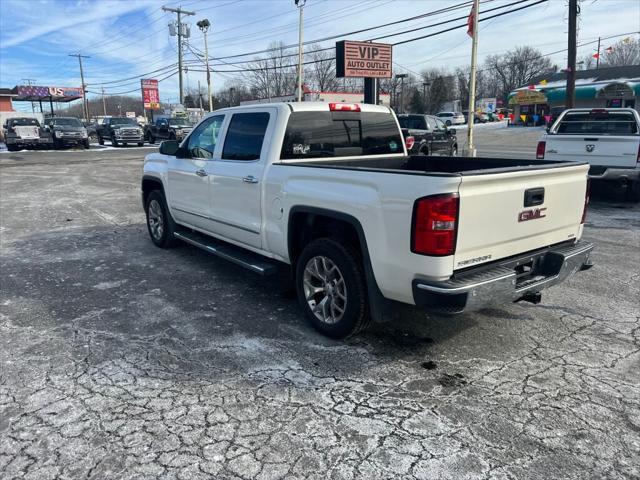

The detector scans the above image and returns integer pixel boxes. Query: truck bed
[282,155,582,176]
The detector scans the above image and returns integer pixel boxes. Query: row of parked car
[435,110,505,126]
[2,115,194,151]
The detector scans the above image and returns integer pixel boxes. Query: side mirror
[448,128,456,135]
[159,140,180,156]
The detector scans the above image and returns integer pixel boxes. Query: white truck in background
[537,108,640,200]
[142,102,594,338]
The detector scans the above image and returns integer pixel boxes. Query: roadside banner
[141,79,160,109]
[533,114,540,122]
[498,113,504,120]
[520,114,527,123]
[544,115,552,123]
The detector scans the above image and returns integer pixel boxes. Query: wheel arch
[287,206,396,322]
[141,175,165,210]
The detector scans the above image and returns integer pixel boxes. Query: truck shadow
[0,223,493,379]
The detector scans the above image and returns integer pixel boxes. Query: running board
[173,231,279,276]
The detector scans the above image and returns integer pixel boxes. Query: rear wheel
[295,238,370,339]
[145,190,179,248]
[446,120,452,126]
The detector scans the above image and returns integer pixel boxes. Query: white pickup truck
[537,108,640,200]
[142,102,593,338]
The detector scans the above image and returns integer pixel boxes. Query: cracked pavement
[1,145,639,479]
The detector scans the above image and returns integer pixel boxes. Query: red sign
[336,41,392,78]
[141,79,160,110]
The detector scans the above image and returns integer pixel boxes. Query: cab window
[222,112,270,161]
[187,115,225,159]
[434,118,446,131]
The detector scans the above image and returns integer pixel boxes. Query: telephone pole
[22,78,37,113]
[163,5,195,105]
[466,0,480,157]
[595,36,601,70]
[69,53,90,120]
[197,18,213,111]
[565,0,578,109]
[295,0,306,102]
[101,86,107,116]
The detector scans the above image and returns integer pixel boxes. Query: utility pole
[422,81,431,113]
[69,53,90,121]
[565,0,578,109]
[295,0,306,102]
[22,78,37,113]
[100,87,106,117]
[466,0,479,157]
[396,73,408,114]
[596,36,601,70]
[163,5,195,105]
[197,19,213,112]
[198,80,204,110]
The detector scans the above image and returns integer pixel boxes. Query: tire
[138,142,144,147]
[53,138,62,150]
[145,190,180,248]
[111,135,119,147]
[451,144,458,156]
[147,132,155,144]
[83,139,90,149]
[295,238,370,339]
[446,120,452,126]
[89,133,98,144]
[6,144,16,152]
[169,132,176,140]
[98,135,104,146]
[419,146,429,156]
[626,180,640,202]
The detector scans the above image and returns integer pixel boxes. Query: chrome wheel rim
[303,256,347,324]
[148,199,164,240]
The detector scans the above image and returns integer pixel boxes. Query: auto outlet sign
[336,41,393,78]
[141,79,160,110]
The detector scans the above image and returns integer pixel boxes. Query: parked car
[141,101,593,339]
[145,117,193,144]
[537,108,640,200]
[2,117,53,151]
[462,110,488,123]
[44,117,90,149]
[96,117,144,147]
[397,114,458,156]
[435,111,465,126]
[549,106,566,125]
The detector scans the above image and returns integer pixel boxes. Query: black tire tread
[145,190,180,248]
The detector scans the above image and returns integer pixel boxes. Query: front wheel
[98,135,104,145]
[137,142,144,147]
[145,191,179,248]
[111,135,119,147]
[446,120,452,126]
[147,133,155,144]
[296,238,370,339]
[83,139,90,149]
[451,144,458,156]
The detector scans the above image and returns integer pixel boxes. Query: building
[508,65,640,125]
[0,88,16,112]
[241,89,391,106]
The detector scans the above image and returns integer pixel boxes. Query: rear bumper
[588,166,640,181]
[412,241,594,314]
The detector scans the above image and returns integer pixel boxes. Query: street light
[197,18,213,112]
[395,73,408,113]
[294,0,306,102]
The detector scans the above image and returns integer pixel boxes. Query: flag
[467,3,476,38]
[605,46,613,53]
[592,52,600,59]
[528,84,536,90]
[623,37,631,43]
[540,79,548,85]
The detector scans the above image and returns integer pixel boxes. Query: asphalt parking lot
[1,130,639,479]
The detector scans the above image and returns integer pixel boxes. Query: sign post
[336,40,392,105]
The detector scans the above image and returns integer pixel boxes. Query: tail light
[411,193,459,256]
[405,135,415,151]
[536,141,546,159]
[329,103,360,112]
[581,181,590,224]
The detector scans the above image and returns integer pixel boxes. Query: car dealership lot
[1,137,639,479]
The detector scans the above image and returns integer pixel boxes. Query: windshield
[111,118,138,126]
[51,118,82,127]
[8,118,40,127]
[169,118,192,126]
[556,111,638,135]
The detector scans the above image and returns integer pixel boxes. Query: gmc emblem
[518,207,547,222]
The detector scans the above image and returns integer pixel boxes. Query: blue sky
[1,0,639,112]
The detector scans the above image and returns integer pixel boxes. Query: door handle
[242,175,259,184]
[195,169,208,177]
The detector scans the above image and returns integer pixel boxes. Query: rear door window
[281,111,403,159]
[556,111,639,135]
[222,112,270,161]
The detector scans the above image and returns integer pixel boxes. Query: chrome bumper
[588,167,640,181]
[413,241,594,314]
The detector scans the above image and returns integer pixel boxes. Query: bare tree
[307,44,338,92]
[600,38,640,67]
[244,41,297,100]
[420,68,456,114]
[484,46,553,103]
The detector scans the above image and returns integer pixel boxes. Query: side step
[173,230,279,276]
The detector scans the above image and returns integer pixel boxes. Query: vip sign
[336,41,392,78]
[141,79,160,110]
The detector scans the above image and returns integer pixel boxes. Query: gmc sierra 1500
[142,102,594,338]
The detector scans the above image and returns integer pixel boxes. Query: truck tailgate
[545,135,639,168]
[454,164,588,270]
